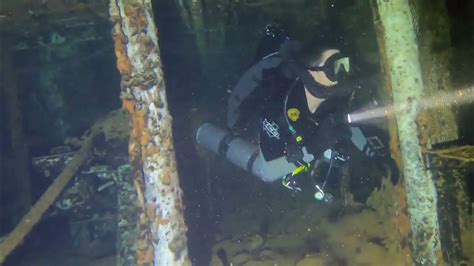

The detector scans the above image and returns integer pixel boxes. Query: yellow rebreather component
[291,162,310,176]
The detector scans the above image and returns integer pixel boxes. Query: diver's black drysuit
[227,52,353,165]
[226,47,401,195]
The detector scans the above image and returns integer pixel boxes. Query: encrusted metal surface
[373,0,442,265]
[109,0,190,265]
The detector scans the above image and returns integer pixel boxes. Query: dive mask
[279,41,354,99]
[297,51,354,99]
[307,52,351,83]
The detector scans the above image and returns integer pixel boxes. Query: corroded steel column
[109,1,190,265]
[372,0,441,265]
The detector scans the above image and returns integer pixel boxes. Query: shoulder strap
[227,54,284,128]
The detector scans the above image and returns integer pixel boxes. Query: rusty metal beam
[371,0,442,265]
[109,0,190,265]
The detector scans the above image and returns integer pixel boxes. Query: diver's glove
[312,112,352,156]
[360,135,400,185]
[374,154,400,185]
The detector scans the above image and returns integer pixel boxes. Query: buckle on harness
[367,136,384,150]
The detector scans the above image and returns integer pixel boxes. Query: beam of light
[348,86,474,124]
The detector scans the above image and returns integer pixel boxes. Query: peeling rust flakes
[135,103,148,116]
[416,111,430,146]
[124,3,138,17]
[124,4,149,36]
[137,245,154,265]
[129,139,140,160]
[138,228,149,239]
[141,71,156,90]
[146,203,156,222]
[168,234,186,260]
[135,12,149,35]
[134,179,146,211]
[146,164,156,172]
[155,98,164,109]
[110,14,121,24]
[140,130,151,146]
[388,119,403,171]
[120,90,134,101]
[113,31,132,75]
[143,145,159,157]
[122,98,136,114]
[130,105,152,147]
[143,60,156,73]
[132,111,145,134]
[122,73,156,92]
[174,198,184,214]
[160,173,171,185]
[140,35,156,58]
[139,212,147,226]
[157,217,170,225]
[394,211,411,235]
[162,136,173,150]
[155,210,170,226]
[137,238,148,250]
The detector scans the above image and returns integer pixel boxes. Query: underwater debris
[424,145,474,163]
[0,123,101,264]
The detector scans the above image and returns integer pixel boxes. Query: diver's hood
[279,40,354,99]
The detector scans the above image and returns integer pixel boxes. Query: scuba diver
[196,25,398,202]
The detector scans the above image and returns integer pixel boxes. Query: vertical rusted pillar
[371,0,442,265]
[109,0,190,265]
